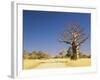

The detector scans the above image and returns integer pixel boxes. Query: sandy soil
[23,58,91,69]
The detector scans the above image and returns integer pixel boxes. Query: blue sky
[23,10,91,55]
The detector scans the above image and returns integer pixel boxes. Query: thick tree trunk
[76,46,80,59]
[71,42,80,60]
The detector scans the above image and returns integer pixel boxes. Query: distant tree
[59,23,88,60]
[23,50,30,59]
[79,53,91,58]
[58,52,64,58]
[30,51,50,59]
[38,51,50,59]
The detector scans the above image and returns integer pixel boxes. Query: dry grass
[65,58,91,67]
[23,59,42,69]
[23,58,91,69]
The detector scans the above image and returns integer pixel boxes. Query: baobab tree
[59,23,89,60]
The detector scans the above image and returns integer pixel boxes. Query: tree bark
[71,42,80,60]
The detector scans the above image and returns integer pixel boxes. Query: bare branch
[59,40,71,44]
[59,22,89,46]
[78,36,88,46]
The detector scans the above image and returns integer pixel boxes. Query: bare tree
[59,23,89,60]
